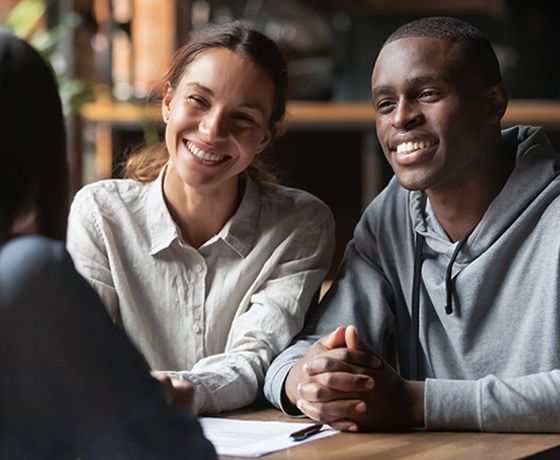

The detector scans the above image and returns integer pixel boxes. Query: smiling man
[264,16,560,432]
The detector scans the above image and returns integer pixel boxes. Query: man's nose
[391,99,423,130]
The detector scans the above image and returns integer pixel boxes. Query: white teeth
[186,141,225,162]
[396,140,435,155]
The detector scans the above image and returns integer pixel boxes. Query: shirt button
[193,264,203,273]
[193,324,201,333]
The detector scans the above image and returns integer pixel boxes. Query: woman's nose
[199,109,227,141]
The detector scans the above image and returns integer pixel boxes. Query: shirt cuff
[425,378,481,431]
[264,360,302,416]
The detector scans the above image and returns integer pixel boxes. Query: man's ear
[161,81,173,123]
[486,82,508,124]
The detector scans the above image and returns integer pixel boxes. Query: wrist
[284,364,302,406]
[404,380,425,428]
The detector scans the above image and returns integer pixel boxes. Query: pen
[289,423,324,441]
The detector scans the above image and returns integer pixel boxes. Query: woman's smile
[185,140,229,165]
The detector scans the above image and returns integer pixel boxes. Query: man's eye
[418,90,439,101]
[376,100,395,113]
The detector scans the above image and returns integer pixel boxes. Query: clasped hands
[284,325,424,432]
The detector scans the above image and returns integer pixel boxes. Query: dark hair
[0,29,68,243]
[125,22,288,183]
[384,16,502,86]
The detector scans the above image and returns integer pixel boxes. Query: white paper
[199,417,337,457]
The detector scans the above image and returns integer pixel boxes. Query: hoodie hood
[409,125,560,264]
[406,125,560,320]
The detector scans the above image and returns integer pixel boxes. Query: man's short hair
[384,16,502,86]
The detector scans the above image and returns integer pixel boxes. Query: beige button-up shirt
[67,168,334,414]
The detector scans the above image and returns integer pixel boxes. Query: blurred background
[2,0,560,275]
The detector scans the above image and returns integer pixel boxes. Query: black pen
[289,423,324,441]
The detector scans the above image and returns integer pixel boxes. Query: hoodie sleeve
[426,371,560,432]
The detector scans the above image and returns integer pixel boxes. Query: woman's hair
[0,29,68,243]
[125,22,288,184]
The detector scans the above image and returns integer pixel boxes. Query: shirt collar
[146,167,261,258]
[216,174,261,258]
[147,165,182,255]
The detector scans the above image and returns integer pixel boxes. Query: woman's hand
[151,371,195,410]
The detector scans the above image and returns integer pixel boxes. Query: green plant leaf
[29,25,65,56]
[5,0,46,39]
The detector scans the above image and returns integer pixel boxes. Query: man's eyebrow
[372,74,446,99]
[371,85,393,99]
[407,75,443,86]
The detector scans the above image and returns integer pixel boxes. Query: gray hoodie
[265,125,560,432]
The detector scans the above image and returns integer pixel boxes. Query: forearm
[165,351,268,414]
[426,370,560,432]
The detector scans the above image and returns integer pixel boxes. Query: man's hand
[151,371,195,410]
[284,326,381,430]
[288,326,425,432]
[301,355,425,431]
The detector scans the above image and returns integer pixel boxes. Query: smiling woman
[161,47,277,244]
[66,22,335,415]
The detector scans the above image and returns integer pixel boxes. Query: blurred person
[0,29,215,459]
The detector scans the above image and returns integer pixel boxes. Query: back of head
[384,16,502,87]
[0,29,68,243]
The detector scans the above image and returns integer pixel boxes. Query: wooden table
[218,406,560,460]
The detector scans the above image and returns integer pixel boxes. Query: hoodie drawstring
[410,232,425,380]
[444,232,471,314]
[410,225,472,379]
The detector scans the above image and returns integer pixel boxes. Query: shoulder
[71,178,148,214]
[0,235,68,271]
[69,179,153,233]
[362,176,409,223]
[257,182,334,228]
[355,176,411,243]
[0,236,75,303]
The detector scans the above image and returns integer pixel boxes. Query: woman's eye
[187,95,207,107]
[232,113,256,125]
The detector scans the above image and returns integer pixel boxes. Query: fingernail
[348,424,358,432]
[354,376,374,389]
[297,383,302,394]
[355,402,366,413]
[296,399,304,410]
